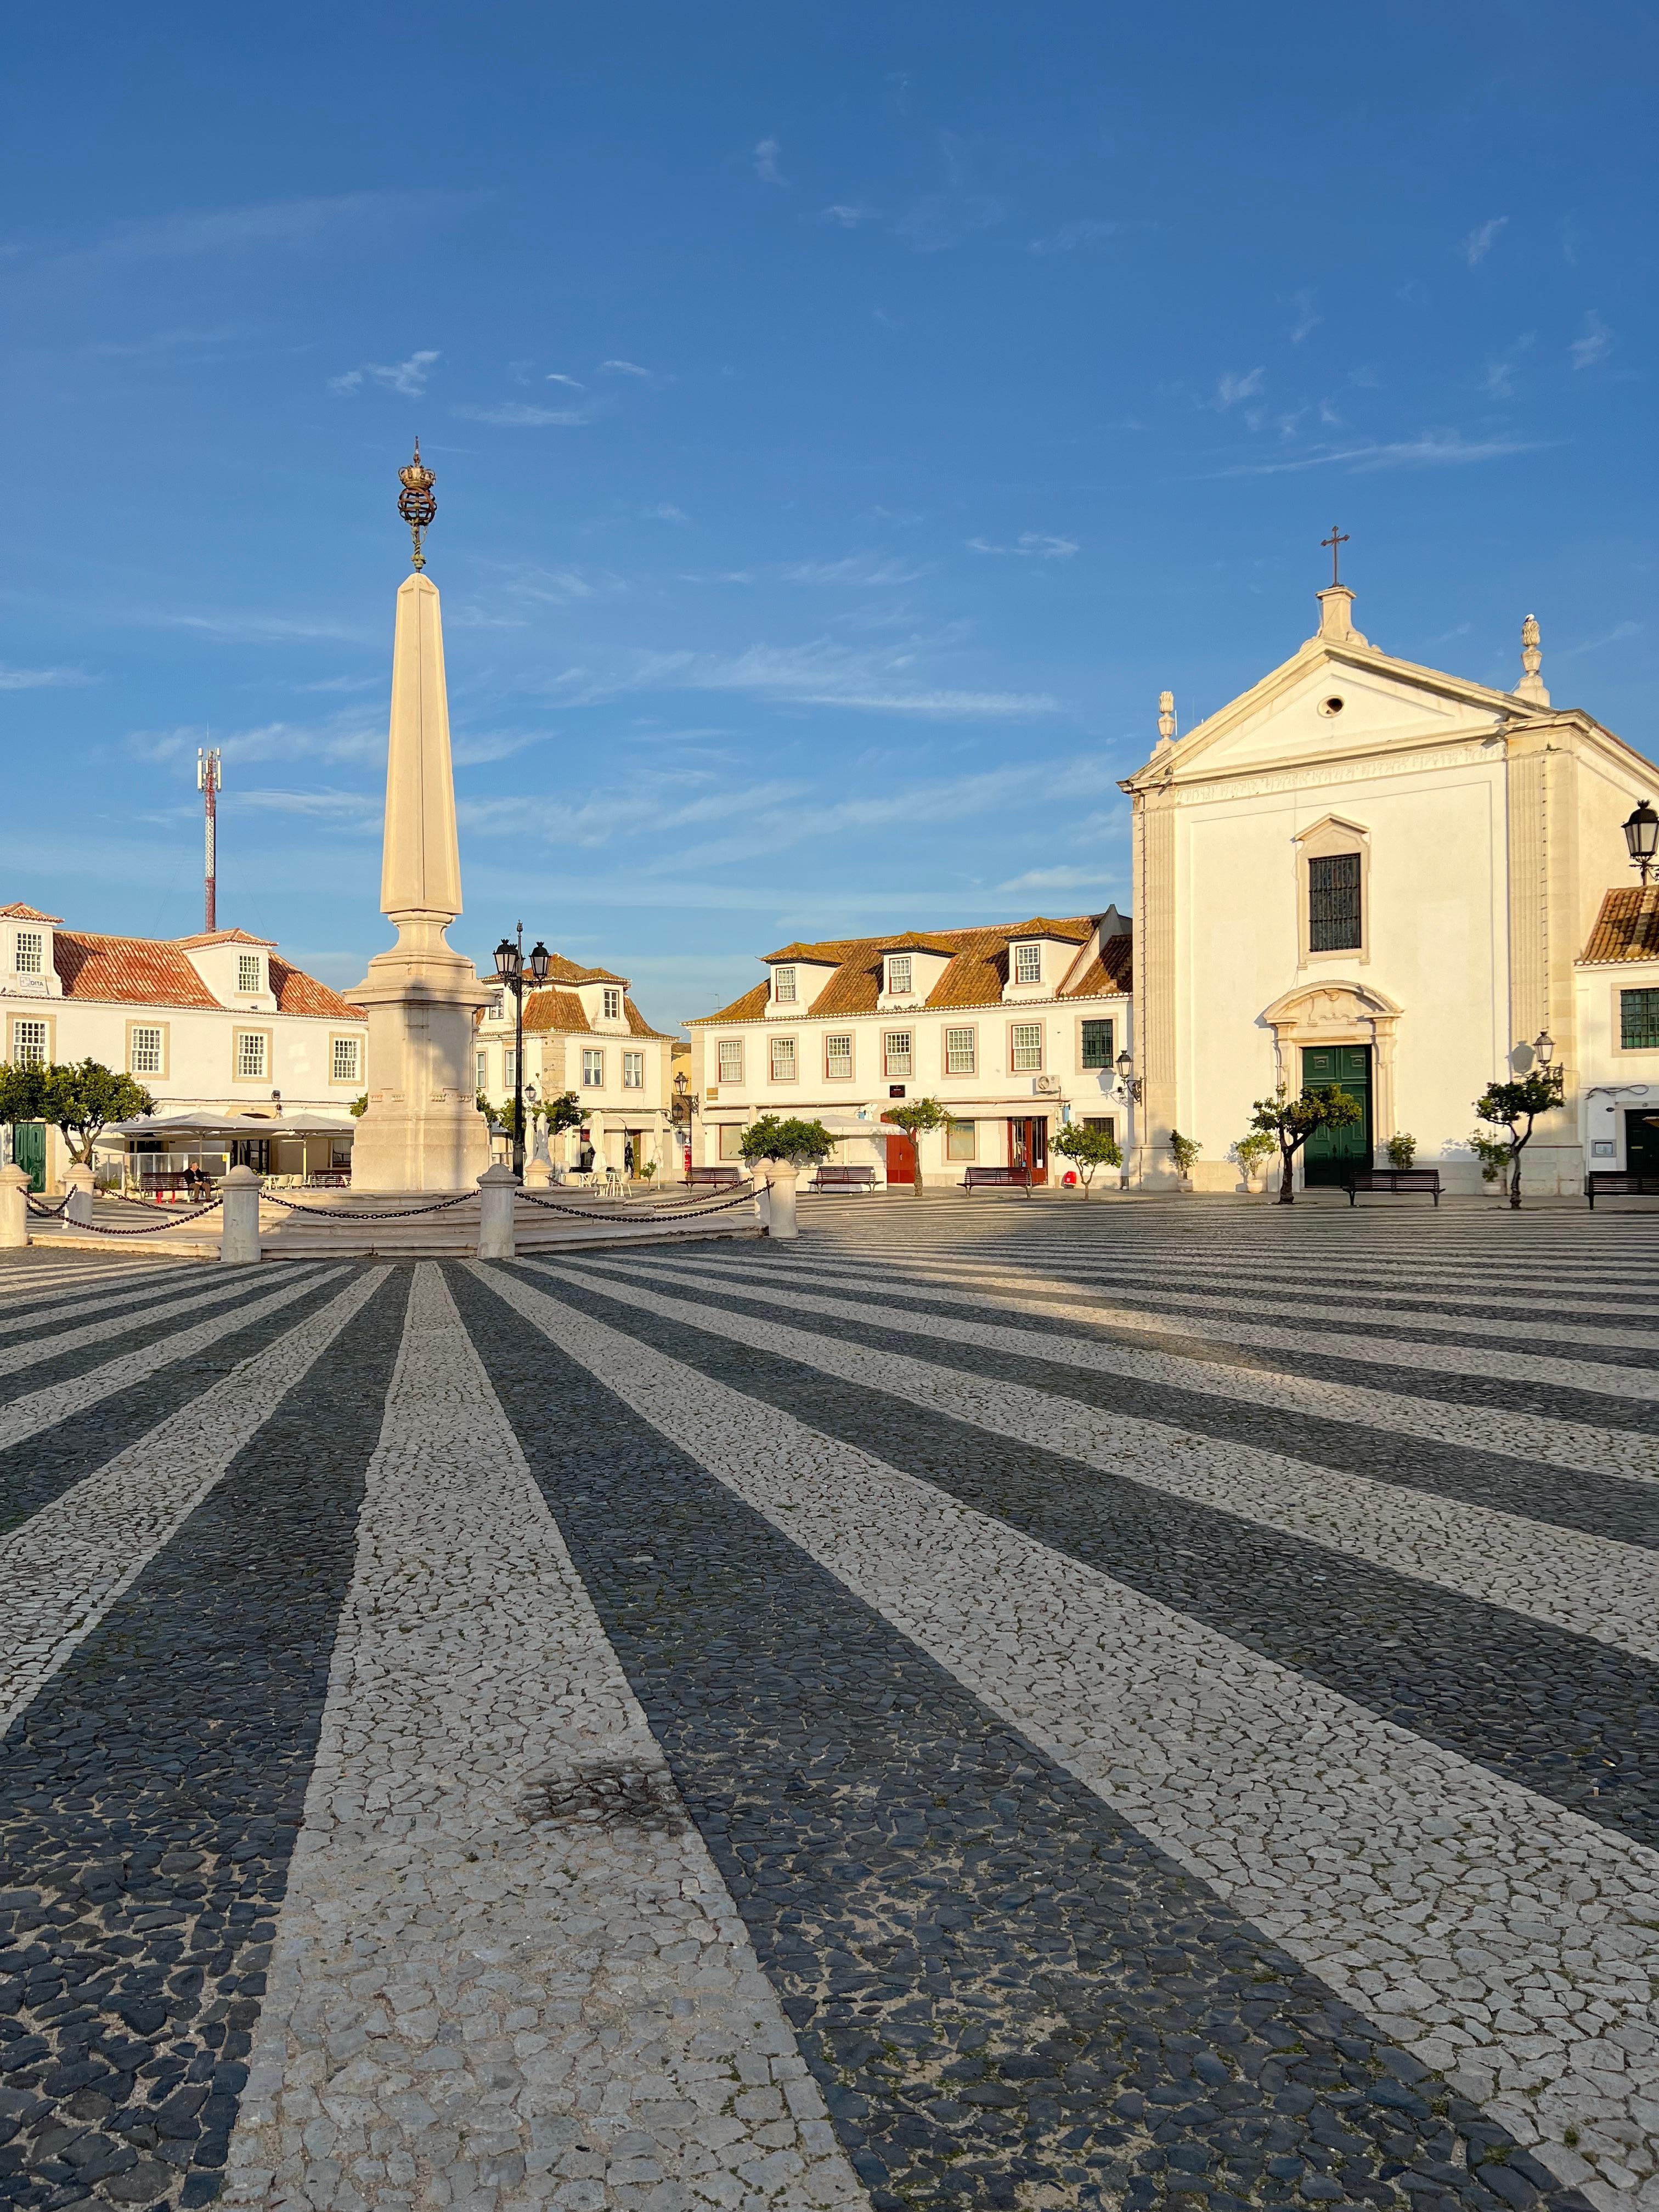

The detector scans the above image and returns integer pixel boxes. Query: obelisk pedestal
[349,567,490,1193]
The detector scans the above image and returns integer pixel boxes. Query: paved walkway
[1,1201,1656,2212]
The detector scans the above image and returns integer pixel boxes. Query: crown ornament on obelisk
[398,438,437,570]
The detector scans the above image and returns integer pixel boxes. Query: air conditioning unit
[1034,1074,1062,1095]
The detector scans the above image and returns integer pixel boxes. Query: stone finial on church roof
[1516,611,1550,706]
[1156,690,1176,746]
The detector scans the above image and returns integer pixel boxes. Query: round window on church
[1317,695,1345,716]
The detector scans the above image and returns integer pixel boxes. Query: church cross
[1322,524,1350,586]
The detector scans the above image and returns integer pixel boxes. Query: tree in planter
[1467,1128,1513,1193]
[1168,1129,1201,1184]
[1385,1132,1418,1170]
[1472,1068,1565,1210]
[40,1060,155,1168]
[1233,1130,1277,1189]
[1247,1083,1363,1205]
[1053,1122,1122,1197]
[882,1097,955,1194]
[738,1115,835,1176]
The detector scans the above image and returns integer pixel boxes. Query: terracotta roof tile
[520,986,672,1041]
[696,913,1124,1023]
[1063,933,1134,997]
[54,933,221,1008]
[172,927,277,949]
[268,957,366,1020]
[1580,887,1659,964]
[0,901,64,923]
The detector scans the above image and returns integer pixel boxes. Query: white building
[0,902,367,1189]
[473,953,678,1179]
[1118,585,1659,1194]
[687,913,1133,1186]
[1576,883,1659,1179]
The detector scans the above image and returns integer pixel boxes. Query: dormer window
[774,966,797,1004]
[14,931,43,976]
[887,954,913,996]
[602,986,622,1020]
[237,953,262,993]
[1013,942,1042,986]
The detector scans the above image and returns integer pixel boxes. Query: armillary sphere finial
[398,438,437,571]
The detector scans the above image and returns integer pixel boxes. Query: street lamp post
[673,1069,698,1178]
[493,924,551,1178]
[1625,799,1658,887]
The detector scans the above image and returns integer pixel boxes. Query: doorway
[1627,1108,1659,1175]
[12,1121,46,1193]
[1300,1045,1372,1186]
[883,1128,918,1185]
[1007,1116,1049,1186]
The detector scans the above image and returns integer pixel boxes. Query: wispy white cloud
[85,324,245,358]
[1463,216,1509,267]
[1288,289,1322,344]
[1560,619,1644,658]
[161,610,371,643]
[819,203,877,228]
[452,400,592,427]
[295,674,378,694]
[893,193,1004,253]
[0,663,95,690]
[782,554,929,586]
[1480,331,1535,399]
[1571,310,1612,369]
[239,787,381,828]
[59,188,483,265]
[545,372,584,389]
[643,503,689,523]
[550,639,1060,720]
[1213,367,1266,410]
[330,347,439,398]
[753,137,788,188]
[1211,431,1549,478]
[1028,218,1119,256]
[996,864,1114,893]
[966,533,1079,560]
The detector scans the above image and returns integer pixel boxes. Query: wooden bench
[809,1165,876,1194]
[963,1165,1036,1196]
[1346,1167,1442,1206]
[1586,1170,1659,1208]
[689,1165,743,1189]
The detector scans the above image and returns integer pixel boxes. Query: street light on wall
[493,926,552,1178]
[1115,1046,1143,1103]
[1626,799,1659,887]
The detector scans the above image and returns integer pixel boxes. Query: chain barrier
[518,1181,760,1224]
[25,1194,72,1220]
[62,1199,225,1236]
[259,1190,476,1221]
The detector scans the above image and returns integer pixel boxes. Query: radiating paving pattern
[1,1201,1657,2212]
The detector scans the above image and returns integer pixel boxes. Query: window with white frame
[235,1030,268,1080]
[331,1036,360,1085]
[946,1120,977,1161]
[770,1034,797,1081]
[238,953,262,992]
[582,1048,603,1087]
[887,953,913,996]
[14,931,43,976]
[774,966,797,1003]
[11,1020,47,1066]
[623,1049,645,1088]
[488,992,504,1020]
[130,1026,165,1077]
[717,1039,744,1084]
[718,1123,745,1160]
[1012,941,1042,985]
[476,1050,488,1092]
[944,1025,976,1076]
[1010,1021,1043,1071]
[602,986,622,1020]
[503,1047,518,1091]
[825,1032,853,1079]
[883,1030,912,1079]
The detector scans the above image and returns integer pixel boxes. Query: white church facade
[1120,580,1659,1193]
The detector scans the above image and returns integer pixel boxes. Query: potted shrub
[1234,1130,1277,1194]
[1471,1068,1564,1207]
[1168,1129,1201,1188]
[1385,1132,1417,1170]
[1468,1128,1511,1197]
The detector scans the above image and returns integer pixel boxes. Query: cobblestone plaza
[2,1200,1657,2212]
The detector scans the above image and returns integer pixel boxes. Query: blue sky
[2,4,1652,1032]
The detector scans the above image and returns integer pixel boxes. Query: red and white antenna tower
[196,745,223,932]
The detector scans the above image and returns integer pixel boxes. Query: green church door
[1300,1046,1372,1187]
[11,1121,47,1193]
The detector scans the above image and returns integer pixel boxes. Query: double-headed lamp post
[1626,799,1659,888]
[673,1069,698,1173]
[493,924,551,1177]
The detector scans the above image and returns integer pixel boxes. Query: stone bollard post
[765,1160,799,1241]
[219,1165,264,1265]
[64,1164,95,1227]
[477,1162,520,1260]
[0,1164,30,1248]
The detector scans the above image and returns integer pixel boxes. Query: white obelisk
[348,445,490,1192]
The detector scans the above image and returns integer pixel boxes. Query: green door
[11,1121,46,1193]
[1300,1046,1372,1187]
[1628,1109,1659,1175]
